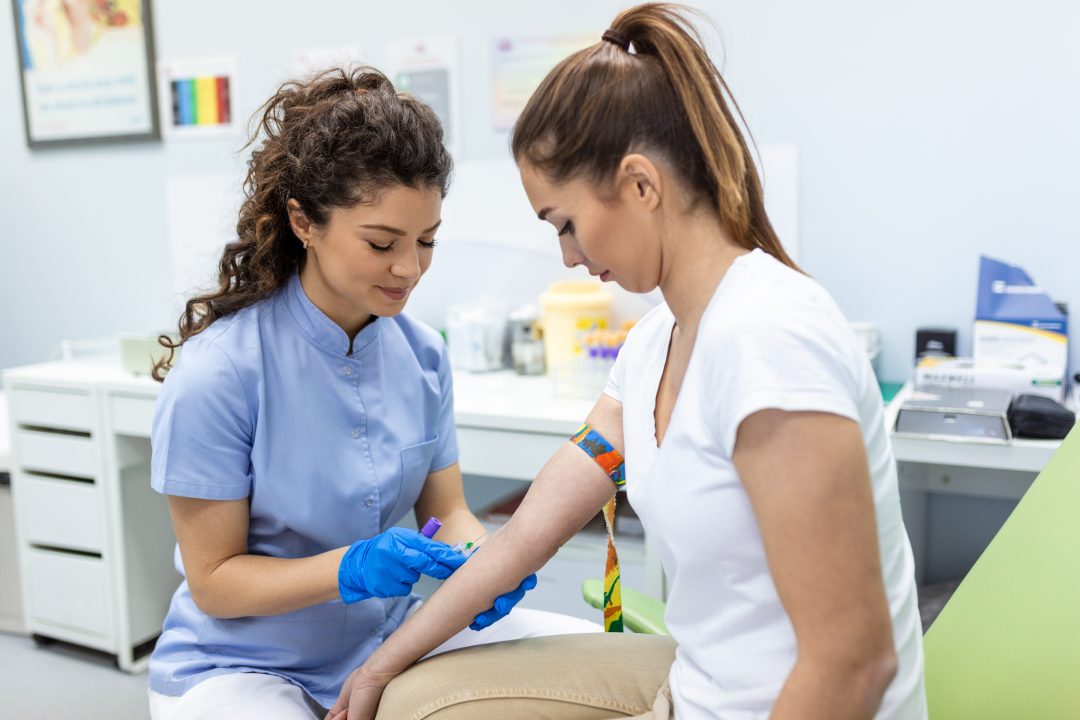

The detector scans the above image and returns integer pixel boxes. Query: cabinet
[2,366,179,671]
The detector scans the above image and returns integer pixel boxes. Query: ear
[617,153,662,211]
[286,199,315,247]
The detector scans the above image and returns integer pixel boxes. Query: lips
[378,286,409,301]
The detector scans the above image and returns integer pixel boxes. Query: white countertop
[2,361,595,435]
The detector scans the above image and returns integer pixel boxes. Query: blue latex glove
[469,573,538,630]
[338,527,466,604]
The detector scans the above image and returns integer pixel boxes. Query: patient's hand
[325,664,395,720]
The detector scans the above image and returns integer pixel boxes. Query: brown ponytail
[152,67,452,381]
[512,3,798,272]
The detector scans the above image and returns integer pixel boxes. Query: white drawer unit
[14,473,106,553]
[24,547,114,647]
[109,394,156,438]
[3,365,179,673]
[8,387,94,433]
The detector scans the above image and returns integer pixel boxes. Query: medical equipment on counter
[551,328,628,399]
[508,305,546,376]
[539,281,612,372]
[895,386,1013,444]
[446,304,507,372]
[916,357,1065,402]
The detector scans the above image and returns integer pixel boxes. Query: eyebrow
[537,208,554,221]
[359,220,442,236]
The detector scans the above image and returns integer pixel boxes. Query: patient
[327,4,926,720]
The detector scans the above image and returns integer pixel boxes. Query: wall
[2,0,1078,382]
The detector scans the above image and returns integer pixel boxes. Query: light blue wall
[2,1,1078,382]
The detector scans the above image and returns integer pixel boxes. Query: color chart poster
[157,57,237,138]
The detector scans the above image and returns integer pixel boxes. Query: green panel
[879,380,904,404]
[923,426,1080,718]
[582,578,670,635]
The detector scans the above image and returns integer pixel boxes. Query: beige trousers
[375,634,677,720]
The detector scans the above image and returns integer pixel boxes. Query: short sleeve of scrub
[151,342,254,500]
[430,341,460,473]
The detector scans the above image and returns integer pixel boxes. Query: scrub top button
[343,366,353,375]
[364,498,374,508]
[351,430,360,439]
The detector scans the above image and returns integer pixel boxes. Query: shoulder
[704,251,851,347]
[383,314,449,371]
[165,304,266,399]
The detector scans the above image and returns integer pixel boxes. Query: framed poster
[11,0,159,147]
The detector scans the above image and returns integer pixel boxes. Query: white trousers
[148,608,599,720]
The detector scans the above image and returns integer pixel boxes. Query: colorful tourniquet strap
[570,424,626,486]
[601,495,624,632]
[570,423,625,632]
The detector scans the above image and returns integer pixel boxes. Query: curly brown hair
[153,67,453,380]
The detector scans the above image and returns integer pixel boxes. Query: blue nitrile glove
[338,527,466,604]
[469,573,538,630]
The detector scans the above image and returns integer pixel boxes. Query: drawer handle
[30,543,103,559]
[21,469,95,485]
[17,424,92,439]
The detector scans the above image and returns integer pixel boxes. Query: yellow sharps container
[539,280,613,373]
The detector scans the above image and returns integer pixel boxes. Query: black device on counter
[915,327,957,363]
[1008,394,1075,440]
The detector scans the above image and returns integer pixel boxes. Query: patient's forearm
[362,442,616,678]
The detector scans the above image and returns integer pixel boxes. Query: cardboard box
[915,356,1064,402]
[973,256,1068,371]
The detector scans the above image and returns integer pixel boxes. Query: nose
[559,235,586,270]
[390,246,422,281]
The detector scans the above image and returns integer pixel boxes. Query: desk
[885,382,1068,585]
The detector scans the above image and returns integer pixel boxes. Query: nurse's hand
[469,573,538,630]
[338,528,466,604]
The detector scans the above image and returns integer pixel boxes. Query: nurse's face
[518,161,663,293]
[291,184,442,332]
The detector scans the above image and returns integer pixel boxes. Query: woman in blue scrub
[145,68,596,720]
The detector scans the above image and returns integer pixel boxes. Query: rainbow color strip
[170,76,231,127]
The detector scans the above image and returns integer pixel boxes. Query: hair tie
[601,29,630,52]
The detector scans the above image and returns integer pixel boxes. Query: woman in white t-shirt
[327,4,926,719]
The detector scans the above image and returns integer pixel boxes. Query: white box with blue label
[973,256,1068,374]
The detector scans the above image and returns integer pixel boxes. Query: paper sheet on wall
[384,37,460,155]
[490,33,593,131]
[294,45,368,78]
[166,173,244,318]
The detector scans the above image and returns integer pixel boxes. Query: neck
[657,206,749,335]
[299,261,374,342]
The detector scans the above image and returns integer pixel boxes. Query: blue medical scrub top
[147,272,459,706]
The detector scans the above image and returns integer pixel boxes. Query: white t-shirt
[604,249,926,719]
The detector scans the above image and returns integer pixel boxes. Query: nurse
[329,4,926,720]
[146,68,595,720]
